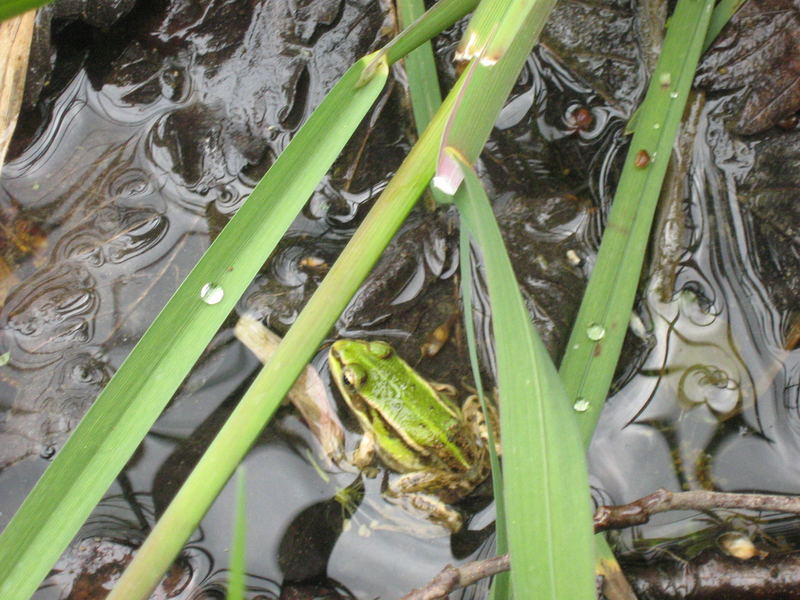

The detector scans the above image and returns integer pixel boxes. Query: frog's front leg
[352,430,379,477]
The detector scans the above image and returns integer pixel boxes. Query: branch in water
[594,488,800,532]
[398,489,800,600]
[399,555,510,600]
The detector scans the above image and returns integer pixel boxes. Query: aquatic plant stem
[107,67,469,600]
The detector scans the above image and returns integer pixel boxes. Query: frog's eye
[368,341,393,359]
[343,364,367,389]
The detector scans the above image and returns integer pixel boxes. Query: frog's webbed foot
[389,492,464,533]
[352,431,379,477]
[463,394,501,455]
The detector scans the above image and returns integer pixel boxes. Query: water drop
[670,91,679,99]
[653,123,661,129]
[40,445,57,459]
[586,323,606,341]
[200,282,224,305]
[573,398,590,412]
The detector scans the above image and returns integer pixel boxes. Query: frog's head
[329,339,394,396]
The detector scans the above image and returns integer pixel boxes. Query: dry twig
[399,555,510,600]
[399,489,800,599]
[594,488,800,532]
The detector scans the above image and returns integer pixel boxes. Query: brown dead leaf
[696,0,800,135]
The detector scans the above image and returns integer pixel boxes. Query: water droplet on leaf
[573,398,590,412]
[586,323,606,341]
[200,282,224,305]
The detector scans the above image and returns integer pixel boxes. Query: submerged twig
[400,489,800,600]
[594,489,800,533]
[625,550,800,600]
[399,555,510,600]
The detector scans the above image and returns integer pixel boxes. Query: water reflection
[628,289,758,491]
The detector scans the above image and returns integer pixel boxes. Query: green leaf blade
[454,156,595,600]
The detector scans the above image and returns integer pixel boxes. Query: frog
[328,338,498,532]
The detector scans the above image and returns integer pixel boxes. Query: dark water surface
[0,0,799,597]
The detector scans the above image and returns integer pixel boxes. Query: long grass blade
[396,0,442,129]
[396,0,450,206]
[558,0,715,443]
[0,0,488,591]
[459,230,510,599]
[433,0,556,194]
[453,152,595,599]
[0,54,389,600]
[704,0,746,51]
[226,468,247,600]
[455,0,510,62]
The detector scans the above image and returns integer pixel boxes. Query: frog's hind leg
[400,493,463,533]
[463,395,501,455]
[388,472,471,533]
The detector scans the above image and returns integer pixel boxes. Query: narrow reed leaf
[0,54,389,600]
[435,0,556,192]
[396,0,442,129]
[704,0,746,51]
[459,0,550,66]
[452,151,595,600]
[458,228,510,599]
[0,0,50,21]
[360,0,479,85]
[455,0,509,62]
[383,0,479,64]
[226,468,247,600]
[558,0,715,444]
[396,0,450,205]
[107,68,470,600]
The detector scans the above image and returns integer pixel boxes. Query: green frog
[328,339,497,532]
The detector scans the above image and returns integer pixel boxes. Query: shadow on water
[0,0,799,597]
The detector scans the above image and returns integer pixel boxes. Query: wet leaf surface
[696,0,800,135]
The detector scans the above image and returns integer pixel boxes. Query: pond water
[1,0,800,598]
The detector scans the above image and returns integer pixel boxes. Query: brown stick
[399,489,800,600]
[594,488,800,532]
[625,549,800,599]
[399,555,510,600]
